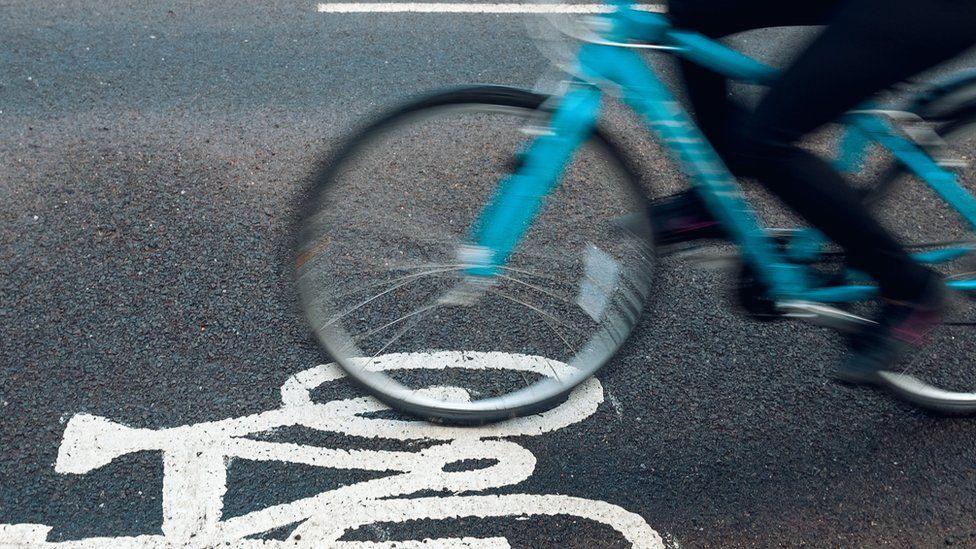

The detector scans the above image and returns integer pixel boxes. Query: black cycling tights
[668,0,976,299]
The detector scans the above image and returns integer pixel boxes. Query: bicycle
[295,0,976,424]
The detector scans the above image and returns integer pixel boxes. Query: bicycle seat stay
[296,0,976,422]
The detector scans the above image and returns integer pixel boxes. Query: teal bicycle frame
[467,1,976,305]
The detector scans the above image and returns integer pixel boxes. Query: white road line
[317,2,666,13]
[0,353,666,547]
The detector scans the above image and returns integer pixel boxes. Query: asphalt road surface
[4,1,976,547]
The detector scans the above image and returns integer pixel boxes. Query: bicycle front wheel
[295,86,655,424]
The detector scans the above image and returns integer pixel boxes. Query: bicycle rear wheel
[868,285,976,415]
[857,90,976,415]
[295,86,655,424]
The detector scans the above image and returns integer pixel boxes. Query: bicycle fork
[460,83,602,280]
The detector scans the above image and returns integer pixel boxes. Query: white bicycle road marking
[0,351,665,548]
[316,2,666,13]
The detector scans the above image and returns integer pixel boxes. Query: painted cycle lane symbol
[0,351,664,547]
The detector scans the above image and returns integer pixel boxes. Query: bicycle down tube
[577,40,810,301]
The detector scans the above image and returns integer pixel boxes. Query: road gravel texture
[3,1,976,546]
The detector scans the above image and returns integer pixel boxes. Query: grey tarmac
[3,1,976,547]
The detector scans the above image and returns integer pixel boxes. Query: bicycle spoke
[493,273,578,307]
[316,274,443,331]
[545,358,563,384]
[487,287,581,358]
[360,303,438,371]
[325,265,466,302]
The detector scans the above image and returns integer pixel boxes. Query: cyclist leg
[668,0,837,161]
[654,1,837,245]
[732,0,976,377]
[738,0,976,300]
